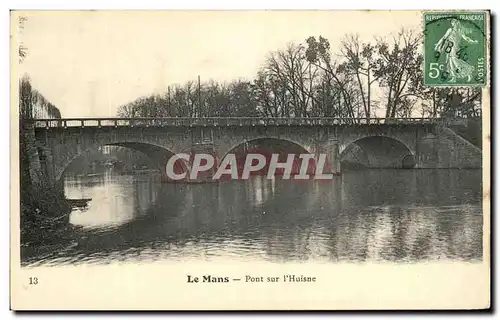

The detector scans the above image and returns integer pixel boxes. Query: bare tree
[338,35,380,119]
[264,43,319,117]
[305,36,359,120]
[373,28,423,118]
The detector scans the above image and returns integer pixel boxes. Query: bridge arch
[218,137,315,177]
[340,135,415,169]
[55,141,190,181]
[220,136,313,161]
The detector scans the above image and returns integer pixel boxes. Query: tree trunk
[367,70,371,119]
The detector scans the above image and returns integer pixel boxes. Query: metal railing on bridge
[32,117,469,129]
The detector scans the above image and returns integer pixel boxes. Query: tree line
[20,76,62,120]
[118,28,482,120]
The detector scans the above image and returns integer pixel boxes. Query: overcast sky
[16,10,421,117]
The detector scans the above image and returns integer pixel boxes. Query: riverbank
[20,182,79,260]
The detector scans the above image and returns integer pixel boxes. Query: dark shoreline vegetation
[19,28,482,261]
[19,77,74,255]
[20,184,75,262]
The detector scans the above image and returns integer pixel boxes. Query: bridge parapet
[31,117,466,129]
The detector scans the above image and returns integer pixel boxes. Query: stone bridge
[30,117,482,182]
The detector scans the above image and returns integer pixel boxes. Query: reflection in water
[23,169,482,266]
[65,172,157,228]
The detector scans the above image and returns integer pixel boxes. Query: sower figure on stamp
[434,18,478,83]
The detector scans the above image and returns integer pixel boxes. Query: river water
[23,169,483,266]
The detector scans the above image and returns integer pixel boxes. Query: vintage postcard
[10,10,490,310]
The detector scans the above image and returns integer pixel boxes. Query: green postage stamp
[424,11,487,86]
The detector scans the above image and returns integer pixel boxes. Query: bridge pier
[39,147,56,183]
[188,141,218,182]
[21,122,65,205]
[416,133,439,168]
[316,138,341,175]
[22,122,43,185]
